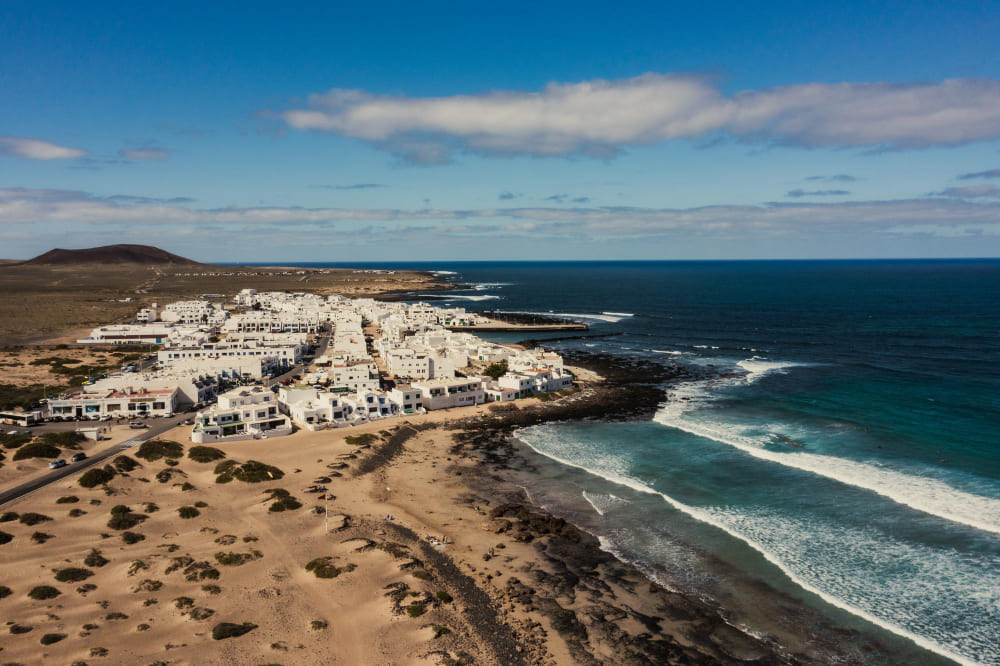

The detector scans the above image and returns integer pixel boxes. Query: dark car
[71,452,87,463]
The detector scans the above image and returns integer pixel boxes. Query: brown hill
[22,244,201,266]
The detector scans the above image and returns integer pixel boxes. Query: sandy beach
[0,357,894,665]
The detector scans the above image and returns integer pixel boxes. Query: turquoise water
[272,260,1000,664]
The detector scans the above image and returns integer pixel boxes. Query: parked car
[48,459,67,469]
[99,415,112,421]
[183,418,194,425]
[70,452,87,463]
[129,421,148,429]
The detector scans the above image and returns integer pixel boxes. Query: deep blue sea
[271,260,1000,665]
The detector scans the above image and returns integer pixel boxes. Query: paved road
[0,412,189,507]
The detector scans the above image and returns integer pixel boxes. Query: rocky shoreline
[431,351,899,665]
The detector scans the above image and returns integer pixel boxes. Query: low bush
[182,561,219,581]
[0,530,12,545]
[344,433,377,446]
[211,622,257,640]
[178,506,200,519]
[79,466,115,488]
[54,567,94,583]
[263,488,301,512]
[134,579,162,592]
[42,431,86,448]
[310,619,328,630]
[134,439,184,462]
[107,509,146,531]
[215,460,284,484]
[40,632,67,645]
[435,590,453,603]
[28,585,61,600]
[143,502,159,513]
[174,596,195,609]
[304,556,348,578]
[405,602,426,617]
[10,623,32,634]
[202,584,222,595]
[122,531,145,545]
[84,549,109,567]
[68,508,86,517]
[432,624,452,638]
[189,607,215,621]
[214,550,262,566]
[0,511,17,522]
[13,442,61,460]
[19,512,52,526]
[56,495,79,504]
[0,432,32,448]
[31,531,54,543]
[188,446,226,463]
[112,455,140,472]
[105,612,128,620]
[0,585,11,598]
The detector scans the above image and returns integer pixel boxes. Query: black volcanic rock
[23,244,200,266]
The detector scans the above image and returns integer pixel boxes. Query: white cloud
[0,187,997,240]
[929,184,1000,198]
[0,135,86,160]
[119,147,170,161]
[280,74,1000,161]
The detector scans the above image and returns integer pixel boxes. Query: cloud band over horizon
[281,74,1000,162]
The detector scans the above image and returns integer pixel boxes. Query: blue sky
[2,1,1000,261]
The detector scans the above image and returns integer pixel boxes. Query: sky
[2,1,1000,262]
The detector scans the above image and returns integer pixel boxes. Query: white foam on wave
[431,270,458,275]
[582,490,627,516]
[582,490,605,516]
[653,366,1000,537]
[518,427,984,666]
[500,310,631,323]
[693,344,721,349]
[652,349,684,355]
[471,282,513,290]
[423,293,500,302]
[603,311,634,317]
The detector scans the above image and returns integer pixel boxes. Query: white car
[48,459,67,469]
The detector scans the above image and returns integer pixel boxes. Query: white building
[191,386,292,443]
[48,387,181,420]
[330,358,380,392]
[411,377,486,411]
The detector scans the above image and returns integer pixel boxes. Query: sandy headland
[0,354,894,665]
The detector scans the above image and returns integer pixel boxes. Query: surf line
[519,435,976,666]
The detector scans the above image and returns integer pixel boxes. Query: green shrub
[40,632,67,645]
[134,439,184,462]
[344,433,377,446]
[31,531,54,543]
[411,569,431,581]
[188,446,226,463]
[54,567,93,583]
[0,530,13,545]
[19,512,52,526]
[182,561,219,581]
[112,455,140,472]
[84,549,109,567]
[0,585,11,598]
[405,602,426,617]
[211,622,257,640]
[483,359,509,379]
[105,612,128,620]
[56,495,79,504]
[214,550,262,566]
[0,432,32,448]
[215,459,284,484]
[134,579,162,592]
[194,501,208,508]
[42,431,86,448]
[0,511,17,522]
[122,531,145,545]
[79,466,116,488]
[28,585,61,600]
[189,607,215,621]
[174,596,195,609]
[180,482,195,491]
[435,590,453,603]
[107,510,146,530]
[432,624,452,638]
[178,506,200,519]
[13,442,61,460]
[10,623,32,634]
[143,502,159,513]
[310,619,328,630]
[201,584,222,595]
[69,508,87,517]
[304,556,345,578]
[137,622,151,631]
[110,504,130,514]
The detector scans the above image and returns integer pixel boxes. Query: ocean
[277,260,1000,665]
